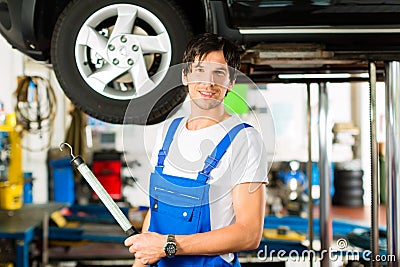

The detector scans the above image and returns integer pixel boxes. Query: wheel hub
[107,34,140,68]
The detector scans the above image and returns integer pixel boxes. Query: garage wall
[0,35,68,203]
[0,36,23,111]
[263,82,352,162]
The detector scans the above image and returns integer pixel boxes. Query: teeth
[200,91,213,96]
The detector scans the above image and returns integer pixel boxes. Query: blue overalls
[149,117,251,267]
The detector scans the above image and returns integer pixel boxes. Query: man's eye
[214,70,226,76]
[194,68,204,73]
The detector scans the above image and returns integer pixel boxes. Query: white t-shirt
[150,115,268,262]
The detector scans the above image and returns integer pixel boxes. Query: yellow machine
[0,114,23,210]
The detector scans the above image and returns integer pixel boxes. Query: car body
[0,0,399,124]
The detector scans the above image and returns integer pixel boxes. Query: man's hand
[132,260,146,267]
[124,232,166,265]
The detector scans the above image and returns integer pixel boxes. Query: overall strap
[155,117,184,172]
[197,123,252,183]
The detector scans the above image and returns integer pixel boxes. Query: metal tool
[60,142,158,266]
[59,142,138,236]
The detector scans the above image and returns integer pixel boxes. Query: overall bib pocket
[149,172,208,234]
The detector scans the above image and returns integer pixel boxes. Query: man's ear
[182,71,188,86]
[228,79,236,90]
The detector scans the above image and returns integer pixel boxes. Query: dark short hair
[182,33,240,82]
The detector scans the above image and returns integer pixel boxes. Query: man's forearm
[141,210,150,232]
[176,183,266,257]
[175,221,263,256]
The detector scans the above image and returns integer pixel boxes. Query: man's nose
[200,71,215,86]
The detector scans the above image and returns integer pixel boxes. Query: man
[124,32,268,267]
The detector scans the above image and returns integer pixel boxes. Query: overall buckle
[204,155,219,169]
[157,149,168,167]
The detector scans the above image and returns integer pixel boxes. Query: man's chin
[192,98,223,110]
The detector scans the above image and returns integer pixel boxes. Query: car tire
[334,177,363,189]
[51,0,192,124]
[334,188,364,198]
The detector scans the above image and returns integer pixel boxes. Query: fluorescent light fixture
[278,73,369,79]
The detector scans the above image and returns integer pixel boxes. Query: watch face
[165,242,177,256]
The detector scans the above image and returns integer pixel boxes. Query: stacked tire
[333,169,364,207]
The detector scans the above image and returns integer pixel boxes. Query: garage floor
[327,204,386,226]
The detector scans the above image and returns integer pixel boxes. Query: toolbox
[0,182,23,210]
[92,151,122,200]
[50,158,75,205]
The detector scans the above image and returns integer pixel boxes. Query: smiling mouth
[199,91,216,98]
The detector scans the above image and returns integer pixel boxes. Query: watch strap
[167,234,175,242]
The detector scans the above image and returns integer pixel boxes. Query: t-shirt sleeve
[230,128,269,186]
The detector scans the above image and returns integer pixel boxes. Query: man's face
[184,50,233,111]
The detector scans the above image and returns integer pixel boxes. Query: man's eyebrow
[192,62,228,70]
[214,66,228,71]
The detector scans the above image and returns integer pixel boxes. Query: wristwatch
[164,234,177,257]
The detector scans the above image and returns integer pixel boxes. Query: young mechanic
[124,32,269,267]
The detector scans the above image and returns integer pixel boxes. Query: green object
[224,84,248,114]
